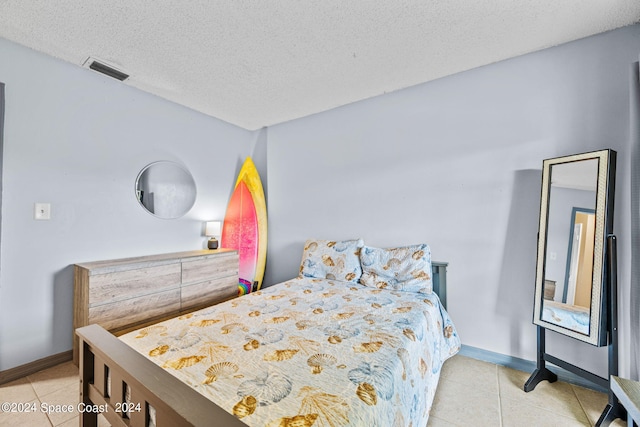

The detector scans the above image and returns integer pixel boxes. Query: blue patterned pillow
[299,238,364,283]
[359,244,433,293]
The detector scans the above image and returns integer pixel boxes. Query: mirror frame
[134,161,197,219]
[533,149,616,346]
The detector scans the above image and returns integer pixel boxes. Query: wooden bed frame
[76,262,448,427]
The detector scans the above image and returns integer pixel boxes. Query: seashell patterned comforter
[120,277,460,426]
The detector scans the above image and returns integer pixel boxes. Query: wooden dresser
[73,249,239,364]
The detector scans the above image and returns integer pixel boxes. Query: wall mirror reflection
[135,161,197,219]
[533,149,615,346]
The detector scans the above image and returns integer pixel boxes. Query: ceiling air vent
[83,57,129,81]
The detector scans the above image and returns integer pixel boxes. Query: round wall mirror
[135,161,197,219]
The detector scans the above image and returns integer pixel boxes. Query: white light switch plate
[34,203,51,220]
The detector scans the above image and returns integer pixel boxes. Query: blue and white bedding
[121,276,460,426]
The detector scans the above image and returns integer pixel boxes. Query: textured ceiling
[1,1,640,130]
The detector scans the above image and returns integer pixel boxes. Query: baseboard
[0,350,73,385]
[459,345,607,393]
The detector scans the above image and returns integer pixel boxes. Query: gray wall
[0,37,255,370]
[265,25,640,377]
[2,25,639,378]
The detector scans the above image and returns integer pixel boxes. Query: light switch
[34,203,51,220]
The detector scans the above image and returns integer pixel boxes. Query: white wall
[0,37,255,370]
[265,25,640,377]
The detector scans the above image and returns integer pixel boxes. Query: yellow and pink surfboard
[221,157,267,294]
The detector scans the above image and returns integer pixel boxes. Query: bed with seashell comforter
[76,240,460,427]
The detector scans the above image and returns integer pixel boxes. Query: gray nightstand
[611,376,640,427]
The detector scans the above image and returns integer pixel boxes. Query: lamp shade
[205,221,221,237]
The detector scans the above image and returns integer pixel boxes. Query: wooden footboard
[76,324,246,427]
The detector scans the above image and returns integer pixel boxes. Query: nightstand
[611,375,640,427]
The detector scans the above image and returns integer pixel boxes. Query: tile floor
[430,355,626,427]
[0,354,627,426]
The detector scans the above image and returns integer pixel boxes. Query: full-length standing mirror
[533,149,616,346]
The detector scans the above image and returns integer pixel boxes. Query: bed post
[78,336,98,427]
[432,261,448,309]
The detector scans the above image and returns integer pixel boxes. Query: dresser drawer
[88,263,181,307]
[74,249,238,365]
[181,276,238,311]
[88,289,181,330]
[181,254,238,284]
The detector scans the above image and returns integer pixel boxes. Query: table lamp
[205,221,221,249]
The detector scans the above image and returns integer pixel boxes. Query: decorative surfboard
[221,157,267,295]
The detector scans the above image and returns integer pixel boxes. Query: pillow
[359,243,433,293]
[299,238,364,283]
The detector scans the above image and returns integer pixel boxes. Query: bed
[76,240,460,427]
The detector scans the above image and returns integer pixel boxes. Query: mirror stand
[523,326,558,391]
[525,235,626,426]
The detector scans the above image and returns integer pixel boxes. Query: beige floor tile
[0,377,38,402]
[427,414,461,426]
[440,355,499,394]
[427,416,462,427]
[98,413,111,427]
[569,387,627,426]
[28,362,79,398]
[39,382,79,426]
[498,366,589,423]
[2,357,629,427]
[501,396,588,427]
[55,415,78,427]
[431,375,501,426]
[571,384,610,426]
[610,418,628,426]
[0,398,52,426]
